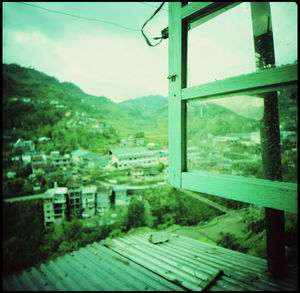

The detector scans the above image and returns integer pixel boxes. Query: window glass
[186,86,297,183]
[187,2,297,88]
[270,2,298,66]
[187,2,256,87]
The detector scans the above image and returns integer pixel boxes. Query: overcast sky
[2,2,297,103]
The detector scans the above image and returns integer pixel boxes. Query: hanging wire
[139,2,168,12]
[13,2,149,33]
[141,2,166,47]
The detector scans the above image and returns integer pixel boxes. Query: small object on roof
[149,231,171,244]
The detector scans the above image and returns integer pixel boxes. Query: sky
[2,2,297,103]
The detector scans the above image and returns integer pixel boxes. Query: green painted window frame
[168,2,297,214]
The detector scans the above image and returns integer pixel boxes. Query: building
[53,187,68,223]
[31,154,48,174]
[113,185,130,206]
[13,138,35,152]
[108,147,168,170]
[96,186,111,216]
[130,167,144,178]
[43,185,68,228]
[66,176,83,218]
[49,151,72,170]
[38,137,51,143]
[71,150,109,169]
[71,149,90,166]
[82,185,97,218]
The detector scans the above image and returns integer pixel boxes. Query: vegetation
[2,64,297,279]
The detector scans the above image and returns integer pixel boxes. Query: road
[178,188,242,220]
[3,193,45,203]
[3,182,168,203]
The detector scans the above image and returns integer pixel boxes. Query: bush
[109,228,124,239]
[217,232,240,250]
[127,198,146,229]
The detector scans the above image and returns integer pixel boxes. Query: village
[4,136,172,228]
[4,121,296,230]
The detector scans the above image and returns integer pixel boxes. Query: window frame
[168,2,297,214]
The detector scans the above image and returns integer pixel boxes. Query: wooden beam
[182,64,297,101]
[181,171,297,214]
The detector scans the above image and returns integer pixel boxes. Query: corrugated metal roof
[3,241,183,291]
[105,233,297,291]
[3,233,297,291]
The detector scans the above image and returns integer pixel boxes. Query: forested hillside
[2,63,168,153]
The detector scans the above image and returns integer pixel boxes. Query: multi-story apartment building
[43,189,55,229]
[113,185,130,206]
[82,185,97,218]
[66,176,82,218]
[43,183,125,228]
[96,186,111,216]
[49,151,72,170]
[31,154,48,174]
[43,184,68,228]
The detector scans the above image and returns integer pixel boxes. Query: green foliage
[217,232,240,250]
[127,197,146,229]
[46,171,67,188]
[134,131,144,138]
[142,186,221,229]
[3,200,46,276]
[285,213,298,246]
[109,228,124,239]
[3,177,34,197]
[247,218,265,234]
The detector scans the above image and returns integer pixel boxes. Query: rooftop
[110,147,151,156]
[82,185,97,193]
[55,187,68,194]
[2,233,297,291]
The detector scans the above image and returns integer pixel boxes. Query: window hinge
[167,74,177,82]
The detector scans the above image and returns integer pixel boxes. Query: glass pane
[187,2,256,87]
[270,2,298,67]
[186,86,297,183]
[187,2,298,87]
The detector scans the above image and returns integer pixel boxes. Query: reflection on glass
[186,87,297,183]
[187,2,297,88]
[187,2,255,87]
[270,2,298,67]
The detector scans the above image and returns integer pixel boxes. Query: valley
[2,63,297,278]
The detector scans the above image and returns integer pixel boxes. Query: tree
[134,131,144,139]
[127,198,146,229]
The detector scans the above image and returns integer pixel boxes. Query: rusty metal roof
[3,233,297,291]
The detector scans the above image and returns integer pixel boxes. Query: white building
[108,147,168,170]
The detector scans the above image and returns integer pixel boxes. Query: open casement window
[168,2,297,214]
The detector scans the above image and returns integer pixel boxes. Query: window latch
[167,74,177,82]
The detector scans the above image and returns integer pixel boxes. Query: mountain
[2,63,172,155]
[118,95,168,120]
[3,63,269,155]
[2,64,168,138]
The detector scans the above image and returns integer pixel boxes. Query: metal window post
[168,2,188,187]
[250,2,286,278]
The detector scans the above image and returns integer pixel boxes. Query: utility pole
[250,2,286,278]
